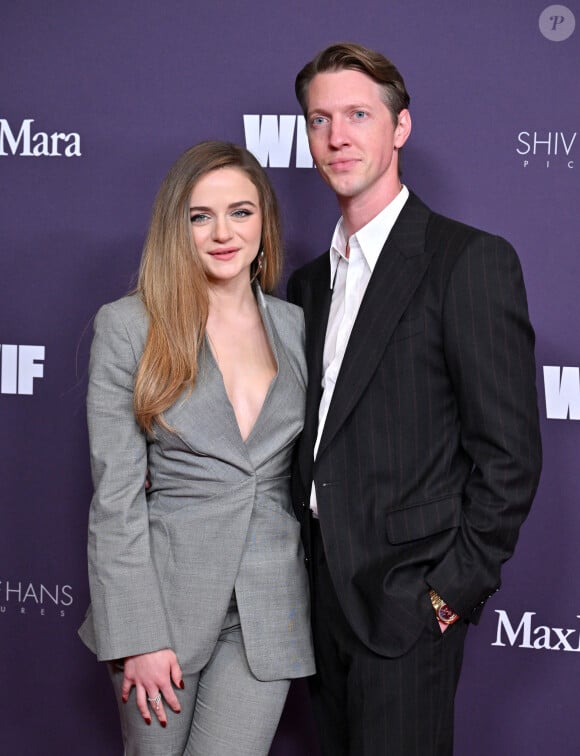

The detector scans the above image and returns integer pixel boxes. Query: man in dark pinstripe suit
[287,42,542,755]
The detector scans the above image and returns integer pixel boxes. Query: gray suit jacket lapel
[245,289,301,462]
[162,288,296,468]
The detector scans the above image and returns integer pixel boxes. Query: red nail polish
[161,721,167,728]
[145,718,151,726]
[179,680,185,689]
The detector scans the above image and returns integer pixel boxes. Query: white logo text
[244,115,313,168]
[517,130,576,168]
[543,366,580,420]
[0,345,45,395]
[0,119,81,157]
[493,610,580,651]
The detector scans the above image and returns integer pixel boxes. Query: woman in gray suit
[78,141,315,755]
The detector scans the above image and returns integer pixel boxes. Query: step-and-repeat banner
[1,3,578,754]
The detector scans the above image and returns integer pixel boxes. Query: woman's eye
[190,213,209,223]
[232,209,252,218]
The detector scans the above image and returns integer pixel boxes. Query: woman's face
[189,167,262,287]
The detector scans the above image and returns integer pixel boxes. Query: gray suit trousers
[109,596,290,756]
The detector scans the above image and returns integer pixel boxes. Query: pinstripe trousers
[308,519,468,756]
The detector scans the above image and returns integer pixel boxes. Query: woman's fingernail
[179,680,185,689]
[145,718,151,726]
[161,721,167,728]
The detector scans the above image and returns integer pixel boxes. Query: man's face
[305,69,410,207]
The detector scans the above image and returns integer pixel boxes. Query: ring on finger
[147,692,161,711]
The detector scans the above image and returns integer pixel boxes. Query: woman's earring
[250,248,265,283]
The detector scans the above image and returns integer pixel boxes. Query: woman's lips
[208,247,239,259]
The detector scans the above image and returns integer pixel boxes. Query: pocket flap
[386,495,461,544]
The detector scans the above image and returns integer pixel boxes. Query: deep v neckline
[204,308,279,445]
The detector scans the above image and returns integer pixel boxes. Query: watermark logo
[539,5,576,41]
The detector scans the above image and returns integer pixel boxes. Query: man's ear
[394,109,412,149]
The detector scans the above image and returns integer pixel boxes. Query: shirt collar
[329,185,410,285]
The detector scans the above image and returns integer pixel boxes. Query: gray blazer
[78,290,315,681]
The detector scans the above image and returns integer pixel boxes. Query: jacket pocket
[386,495,461,544]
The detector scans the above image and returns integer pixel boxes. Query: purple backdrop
[1,2,578,754]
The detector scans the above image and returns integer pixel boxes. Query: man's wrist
[429,589,460,625]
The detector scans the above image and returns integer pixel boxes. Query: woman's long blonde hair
[134,140,283,434]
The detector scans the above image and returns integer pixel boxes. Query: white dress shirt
[310,186,409,515]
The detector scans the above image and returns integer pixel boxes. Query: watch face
[438,604,458,623]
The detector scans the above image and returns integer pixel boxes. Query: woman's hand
[121,649,184,726]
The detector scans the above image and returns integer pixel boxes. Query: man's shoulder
[423,211,523,294]
[402,193,519,279]
[428,209,485,238]
[420,198,510,249]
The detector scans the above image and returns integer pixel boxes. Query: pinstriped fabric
[309,520,466,756]
[289,191,541,655]
[288,191,541,754]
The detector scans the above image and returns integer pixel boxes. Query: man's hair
[295,41,410,126]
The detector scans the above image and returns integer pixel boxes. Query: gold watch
[429,589,459,625]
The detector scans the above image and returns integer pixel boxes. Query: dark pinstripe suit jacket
[287,191,542,658]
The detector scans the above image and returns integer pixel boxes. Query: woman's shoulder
[93,293,149,348]
[261,293,305,360]
[261,292,303,325]
[95,293,148,328]
[261,293,306,380]
[97,292,146,318]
